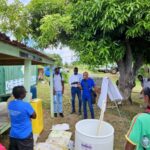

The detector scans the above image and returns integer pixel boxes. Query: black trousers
[9,134,33,150]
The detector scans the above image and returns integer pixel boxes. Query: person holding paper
[69,67,82,115]
[79,72,97,119]
[125,87,150,150]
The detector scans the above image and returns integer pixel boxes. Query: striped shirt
[125,111,150,150]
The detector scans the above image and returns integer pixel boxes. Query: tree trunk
[117,40,143,104]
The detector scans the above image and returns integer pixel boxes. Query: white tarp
[51,123,70,131]
[35,127,73,150]
[98,77,123,111]
[46,130,72,149]
[34,143,64,150]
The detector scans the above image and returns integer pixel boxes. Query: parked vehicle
[60,68,69,73]
[0,66,37,101]
[95,64,118,74]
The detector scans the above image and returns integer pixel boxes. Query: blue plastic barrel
[44,66,51,77]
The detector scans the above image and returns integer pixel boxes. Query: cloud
[44,46,77,64]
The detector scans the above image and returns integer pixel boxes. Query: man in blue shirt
[8,86,36,150]
[80,72,97,119]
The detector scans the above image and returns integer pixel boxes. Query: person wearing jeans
[54,91,63,114]
[82,94,94,119]
[79,72,97,119]
[53,67,64,117]
[71,87,82,114]
[69,67,82,115]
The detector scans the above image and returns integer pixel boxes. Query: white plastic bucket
[75,119,114,150]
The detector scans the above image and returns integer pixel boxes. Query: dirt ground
[36,81,144,150]
[0,79,144,150]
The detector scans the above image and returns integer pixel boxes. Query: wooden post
[97,100,106,136]
[50,66,54,118]
[24,59,32,102]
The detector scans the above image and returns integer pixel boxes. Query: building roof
[0,32,55,65]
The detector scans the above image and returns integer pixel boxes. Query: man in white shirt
[53,67,64,117]
[69,67,82,115]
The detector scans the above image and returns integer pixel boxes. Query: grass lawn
[0,71,145,150]
[36,71,144,150]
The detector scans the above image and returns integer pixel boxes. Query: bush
[61,72,69,84]
[138,65,150,78]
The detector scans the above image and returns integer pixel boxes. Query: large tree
[70,0,150,102]
[37,0,150,102]
[1,0,150,102]
[49,54,63,67]
[27,0,72,46]
[0,0,30,41]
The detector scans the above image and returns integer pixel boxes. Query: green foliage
[48,54,63,67]
[64,63,69,68]
[0,0,30,41]
[69,0,150,66]
[61,72,69,84]
[27,0,71,43]
[0,0,148,98]
[138,65,150,77]
[28,0,66,15]
[71,61,81,66]
[0,0,7,14]
[38,14,73,47]
[1,0,149,69]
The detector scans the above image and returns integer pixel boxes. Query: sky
[44,46,77,64]
[8,0,30,5]
[8,0,76,64]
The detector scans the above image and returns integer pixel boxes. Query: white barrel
[75,119,114,150]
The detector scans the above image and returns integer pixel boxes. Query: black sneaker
[54,113,57,117]
[59,113,64,117]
